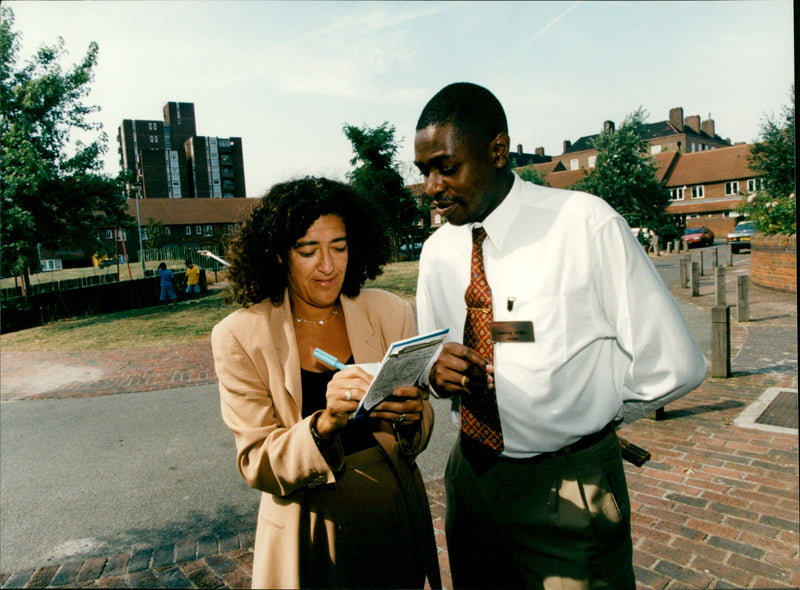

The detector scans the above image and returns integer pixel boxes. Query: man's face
[414,123,504,226]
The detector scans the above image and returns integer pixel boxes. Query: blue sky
[6,1,795,198]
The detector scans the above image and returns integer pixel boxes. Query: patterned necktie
[461,226,504,453]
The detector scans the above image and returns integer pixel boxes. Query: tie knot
[472,226,487,247]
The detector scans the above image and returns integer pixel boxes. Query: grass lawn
[0,262,419,352]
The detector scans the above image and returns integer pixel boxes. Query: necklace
[295,309,339,325]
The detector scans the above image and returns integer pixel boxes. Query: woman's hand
[371,386,427,427]
[314,366,372,439]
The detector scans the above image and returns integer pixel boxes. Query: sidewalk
[1,252,797,589]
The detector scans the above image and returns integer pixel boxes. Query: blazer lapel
[269,294,303,413]
[341,294,384,363]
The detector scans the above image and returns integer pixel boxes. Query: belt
[488,422,616,466]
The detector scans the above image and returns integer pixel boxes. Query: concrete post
[691,261,700,296]
[727,244,734,267]
[711,305,731,378]
[715,266,726,306]
[700,250,706,276]
[712,247,719,268]
[674,239,680,253]
[666,242,673,255]
[680,256,688,288]
[737,275,750,322]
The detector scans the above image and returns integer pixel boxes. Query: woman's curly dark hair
[226,177,392,306]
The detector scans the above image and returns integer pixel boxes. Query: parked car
[726,221,757,253]
[681,226,714,248]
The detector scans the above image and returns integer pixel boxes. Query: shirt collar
[470,171,523,251]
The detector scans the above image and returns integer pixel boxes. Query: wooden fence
[1,269,207,334]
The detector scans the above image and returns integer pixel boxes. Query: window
[105,229,113,239]
[165,227,171,236]
[747,178,763,192]
[588,156,596,168]
[650,145,662,155]
[691,185,704,199]
[40,259,63,272]
[196,226,202,235]
[204,225,213,236]
[570,159,579,171]
[116,229,127,241]
[725,181,739,195]
[670,187,685,201]
[186,226,192,236]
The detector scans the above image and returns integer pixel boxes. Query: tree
[738,86,796,235]
[516,165,548,186]
[144,218,169,249]
[0,7,131,294]
[572,107,679,243]
[342,122,421,256]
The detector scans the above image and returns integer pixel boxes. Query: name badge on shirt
[489,321,535,343]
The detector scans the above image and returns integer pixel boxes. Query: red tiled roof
[666,197,744,214]
[544,168,588,189]
[652,151,680,182]
[126,198,260,225]
[665,144,753,187]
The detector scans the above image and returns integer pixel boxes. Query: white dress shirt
[416,173,707,458]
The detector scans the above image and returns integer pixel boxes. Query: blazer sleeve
[212,319,341,497]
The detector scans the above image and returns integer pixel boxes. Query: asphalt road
[0,251,715,573]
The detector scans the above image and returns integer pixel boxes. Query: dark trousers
[445,428,635,589]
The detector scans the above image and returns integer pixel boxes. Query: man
[414,82,706,589]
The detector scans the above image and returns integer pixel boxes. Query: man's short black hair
[416,82,508,147]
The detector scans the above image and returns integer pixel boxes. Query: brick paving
[1,252,797,589]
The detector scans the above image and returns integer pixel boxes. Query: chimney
[535,147,545,156]
[602,120,615,133]
[685,115,701,134]
[701,117,715,138]
[517,144,523,154]
[669,107,684,132]
[563,140,572,152]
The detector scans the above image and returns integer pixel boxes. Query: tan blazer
[212,289,438,588]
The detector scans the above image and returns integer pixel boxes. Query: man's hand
[429,342,494,397]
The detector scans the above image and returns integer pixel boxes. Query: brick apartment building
[37,102,254,271]
[117,102,246,200]
[553,107,732,172]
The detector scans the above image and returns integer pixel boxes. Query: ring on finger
[460,375,469,389]
[346,390,352,402]
[397,413,406,424]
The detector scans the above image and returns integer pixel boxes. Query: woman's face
[286,214,348,310]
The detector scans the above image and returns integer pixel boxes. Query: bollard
[737,275,750,322]
[680,256,689,288]
[674,239,680,253]
[715,266,726,306]
[711,305,731,378]
[700,250,706,276]
[727,244,734,267]
[691,261,700,296]
[712,247,719,268]
[666,242,673,255]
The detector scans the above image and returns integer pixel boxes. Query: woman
[211,177,441,589]
[157,262,177,309]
